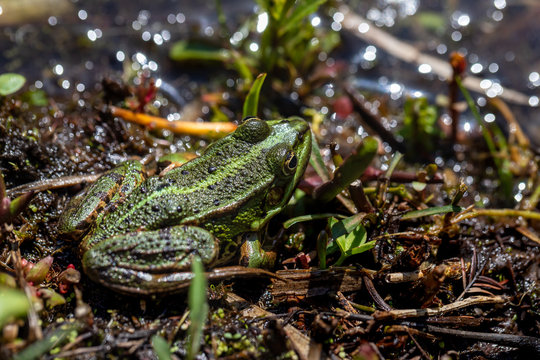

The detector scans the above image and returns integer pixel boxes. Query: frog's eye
[234,117,270,143]
[283,150,297,175]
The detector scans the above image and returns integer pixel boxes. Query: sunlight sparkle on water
[358,22,370,33]
[484,113,495,123]
[78,10,88,20]
[53,64,64,75]
[494,0,506,10]
[257,12,268,33]
[529,72,540,86]
[418,63,432,74]
[471,63,483,74]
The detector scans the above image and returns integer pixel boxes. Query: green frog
[58,117,311,295]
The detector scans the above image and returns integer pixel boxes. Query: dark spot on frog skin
[208,184,216,190]
[181,169,189,175]
[213,199,220,206]
[208,166,217,173]
[140,187,147,194]
[151,205,160,212]
[176,206,183,213]
[156,182,169,191]
[216,151,223,156]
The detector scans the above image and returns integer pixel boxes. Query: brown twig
[344,85,405,153]
[363,275,392,311]
[110,105,237,138]
[339,5,531,106]
[420,325,540,354]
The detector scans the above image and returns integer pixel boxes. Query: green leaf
[187,256,208,360]
[25,256,53,284]
[349,241,376,255]
[401,205,463,220]
[309,133,331,182]
[314,137,378,202]
[22,89,48,106]
[170,41,230,62]
[336,224,367,255]
[333,223,375,266]
[283,213,344,229]
[0,287,29,328]
[242,73,266,118]
[38,288,66,309]
[0,73,26,96]
[278,0,327,36]
[152,335,172,360]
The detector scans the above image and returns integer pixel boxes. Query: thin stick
[110,106,237,138]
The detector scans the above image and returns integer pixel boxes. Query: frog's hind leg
[82,225,219,295]
[58,160,146,236]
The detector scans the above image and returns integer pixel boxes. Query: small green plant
[170,0,338,87]
[398,97,440,155]
[326,215,376,266]
[0,73,26,96]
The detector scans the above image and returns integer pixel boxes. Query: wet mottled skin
[58,118,311,294]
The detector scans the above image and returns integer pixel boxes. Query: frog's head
[232,117,312,230]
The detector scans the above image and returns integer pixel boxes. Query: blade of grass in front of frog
[455,76,513,198]
[242,73,267,119]
[314,137,378,203]
[283,212,346,229]
[187,256,208,360]
[152,335,172,360]
[401,204,463,220]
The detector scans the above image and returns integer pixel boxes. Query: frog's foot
[82,225,219,295]
[238,232,277,269]
[58,160,146,236]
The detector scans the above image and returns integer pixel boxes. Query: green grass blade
[401,205,463,220]
[152,335,172,360]
[283,213,345,229]
[278,0,327,36]
[170,41,230,62]
[187,256,208,360]
[242,73,267,118]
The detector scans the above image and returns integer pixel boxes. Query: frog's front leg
[58,160,146,236]
[238,232,277,269]
[82,225,219,295]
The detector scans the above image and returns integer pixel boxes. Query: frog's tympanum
[58,117,311,294]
